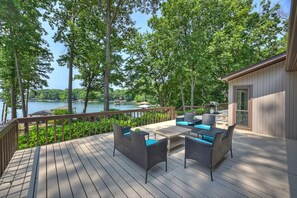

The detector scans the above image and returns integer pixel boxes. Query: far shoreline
[28,100,137,105]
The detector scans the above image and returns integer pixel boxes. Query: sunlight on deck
[1,121,297,197]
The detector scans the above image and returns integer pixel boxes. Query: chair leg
[113,147,115,157]
[165,160,167,172]
[230,146,233,158]
[184,157,186,168]
[210,166,213,182]
[145,170,148,184]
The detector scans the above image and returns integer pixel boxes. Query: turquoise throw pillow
[146,139,158,146]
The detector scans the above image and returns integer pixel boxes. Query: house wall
[285,71,297,139]
[228,60,286,137]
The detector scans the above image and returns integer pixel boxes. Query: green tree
[73,1,104,113]
[99,0,161,111]
[48,0,80,114]
[126,0,287,109]
[0,0,53,120]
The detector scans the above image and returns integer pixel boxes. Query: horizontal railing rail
[177,103,228,114]
[0,120,18,177]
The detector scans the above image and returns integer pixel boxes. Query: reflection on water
[0,101,137,120]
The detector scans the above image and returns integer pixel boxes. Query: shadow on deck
[0,121,297,197]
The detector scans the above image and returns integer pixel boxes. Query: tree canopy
[0,0,288,119]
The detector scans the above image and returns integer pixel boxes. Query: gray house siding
[228,60,286,137]
[285,71,297,139]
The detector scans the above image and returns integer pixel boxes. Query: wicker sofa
[184,124,236,181]
[112,123,168,183]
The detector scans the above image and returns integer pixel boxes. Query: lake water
[0,101,137,121]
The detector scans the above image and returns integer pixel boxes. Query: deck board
[1,120,297,198]
[78,138,126,198]
[86,136,166,197]
[65,141,100,197]
[53,143,73,198]
[72,139,116,198]
[101,133,251,198]
[59,141,87,198]
[81,138,152,198]
[46,144,60,198]
[94,135,180,198]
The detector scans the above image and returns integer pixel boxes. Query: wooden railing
[17,107,176,149]
[177,103,228,114]
[0,107,175,177]
[0,120,18,177]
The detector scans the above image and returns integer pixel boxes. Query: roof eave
[221,53,286,82]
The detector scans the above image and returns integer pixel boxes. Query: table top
[195,128,225,137]
[153,126,191,138]
[138,131,149,136]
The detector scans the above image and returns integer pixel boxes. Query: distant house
[221,2,297,140]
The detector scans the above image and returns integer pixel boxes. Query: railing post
[172,107,176,119]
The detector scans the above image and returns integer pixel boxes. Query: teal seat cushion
[194,124,211,130]
[194,138,213,145]
[123,132,131,137]
[146,139,158,146]
[176,121,194,126]
[202,135,214,142]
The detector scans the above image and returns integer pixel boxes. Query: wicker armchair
[193,114,216,131]
[184,124,236,181]
[176,112,201,127]
[112,123,168,183]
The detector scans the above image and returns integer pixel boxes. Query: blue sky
[44,0,291,90]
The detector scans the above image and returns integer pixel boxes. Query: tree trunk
[103,0,111,112]
[68,56,73,114]
[1,102,5,122]
[179,77,186,113]
[4,103,8,123]
[14,47,29,132]
[10,63,17,119]
[26,87,29,116]
[83,80,91,113]
[190,71,196,110]
[68,2,76,114]
[13,47,27,118]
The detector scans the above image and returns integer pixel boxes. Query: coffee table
[153,126,191,156]
[192,127,225,137]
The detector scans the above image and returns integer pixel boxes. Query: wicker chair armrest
[185,136,212,148]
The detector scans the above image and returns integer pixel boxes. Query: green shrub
[52,109,68,115]
[18,111,172,149]
[176,111,184,116]
[196,108,204,115]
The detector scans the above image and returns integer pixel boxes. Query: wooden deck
[0,121,297,198]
